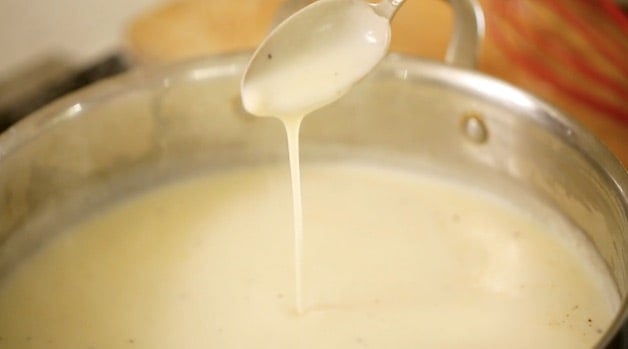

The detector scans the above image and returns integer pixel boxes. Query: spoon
[241,0,406,118]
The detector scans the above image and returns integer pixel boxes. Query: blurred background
[0,0,626,163]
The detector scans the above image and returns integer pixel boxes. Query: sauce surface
[0,162,617,348]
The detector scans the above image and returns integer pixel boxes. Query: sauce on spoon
[241,0,393,118]
[241,0,401,313]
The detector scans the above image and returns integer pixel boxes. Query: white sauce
[0,1,618,347]
[241,0,391,312]
[0,163,618,348]
[241,0,390,117]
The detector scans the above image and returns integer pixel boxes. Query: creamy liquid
[241,0,391,313]
[0,162,618,348]
[241,0,390,117]
[285,117,305,313]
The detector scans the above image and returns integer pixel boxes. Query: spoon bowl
[241,0,404,118]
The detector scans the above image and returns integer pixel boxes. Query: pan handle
[444,0,485,69]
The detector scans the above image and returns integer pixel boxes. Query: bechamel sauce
[285,117,305,313]
[0,162,618,348]
[241,0,390,118]
[241,0,390,312]
[0,1,618,347]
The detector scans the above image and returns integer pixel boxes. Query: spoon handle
[371,0,407,20]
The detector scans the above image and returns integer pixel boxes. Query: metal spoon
[241,0,406,118]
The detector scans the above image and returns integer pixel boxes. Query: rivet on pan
[461,113,489,144]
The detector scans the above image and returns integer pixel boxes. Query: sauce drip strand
[241,0,391,313]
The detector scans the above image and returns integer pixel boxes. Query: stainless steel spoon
[241,0,406,118]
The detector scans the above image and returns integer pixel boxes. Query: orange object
[479,0,628,164]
